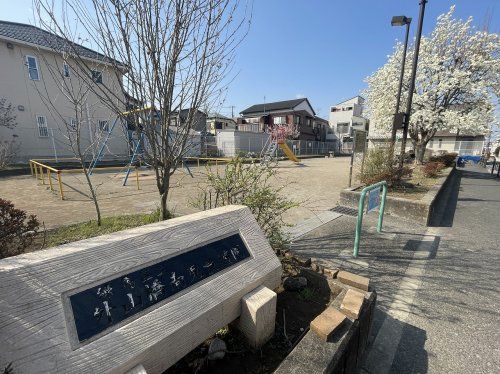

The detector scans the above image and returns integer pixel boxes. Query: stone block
[340,289,365,320]
[126,365,147,374]
[0,205,282,374]
[310,307,347,342]
[337,270,370,291]
[236,285,277,349]
[311,262,324,273]
[324,268,339,279]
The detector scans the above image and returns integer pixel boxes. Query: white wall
[328,96,367,137]
[0,39,128,162]
[216,131,269,157]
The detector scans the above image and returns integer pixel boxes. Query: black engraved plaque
[69,233,250,342]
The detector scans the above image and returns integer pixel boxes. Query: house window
[294,115,301,125]
[307,118,312,126]
[330,107,339,112]
[337,123,349,134]
[91,70,103,84]
[438,139,442,149]
[26,56,40,80]
[63,63,70,78]
[98,120,109,132]
[273,116,286,125]
[69,118,77,131]
[36,116,49,137]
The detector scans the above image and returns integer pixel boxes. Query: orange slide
[278,142,300,163]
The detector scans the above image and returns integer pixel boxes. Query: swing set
[88,107,193,185]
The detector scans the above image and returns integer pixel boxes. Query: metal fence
[207,137,339,158]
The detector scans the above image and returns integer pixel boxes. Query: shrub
[358,147,412,186]
[191,157,297,254]
[0,198,39,259]
[429,152,457,167]
[422,161,445,178]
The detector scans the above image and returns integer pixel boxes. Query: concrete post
[236,285,277,349]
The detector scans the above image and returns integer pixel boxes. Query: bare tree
[31,42,122,225]
[0,98,19,169]
[34,0,250,219]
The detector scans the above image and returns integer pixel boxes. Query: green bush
[358,147,411,186]
[429,152,457,167]
[0,198,39,259]
[191,157,297,254]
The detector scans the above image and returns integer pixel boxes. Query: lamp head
[391,16,412,26]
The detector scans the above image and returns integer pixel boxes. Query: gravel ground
[0,157,351,229]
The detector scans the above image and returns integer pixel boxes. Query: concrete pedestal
[237,285,277,349]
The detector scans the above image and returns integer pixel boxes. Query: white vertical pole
[86,102,95,158]
[50,128,58,162]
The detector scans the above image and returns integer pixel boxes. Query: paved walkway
[289,165,499,373]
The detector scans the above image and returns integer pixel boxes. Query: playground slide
[279,142,300,163]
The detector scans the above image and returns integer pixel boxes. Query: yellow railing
[29,160,142,200]
[29,160,65,200]
[184,156,236,167]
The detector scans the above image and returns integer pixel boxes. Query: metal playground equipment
[87,107,193,184]
[260,124,300,165]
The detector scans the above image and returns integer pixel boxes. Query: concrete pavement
[288,165,499,373]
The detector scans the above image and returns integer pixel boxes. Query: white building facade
[329,96,369,151]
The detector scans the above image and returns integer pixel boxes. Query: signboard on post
[348,129,368,187]
[0,206,282,374]
[367,187,381,213]
[353,130,367,153]
[392,112,405,131]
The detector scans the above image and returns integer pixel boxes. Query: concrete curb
[339,167,456,225]
[284,211,343,241]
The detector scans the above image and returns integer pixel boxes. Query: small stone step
[310,307,347,342]
[340,289,365,320]
[337,270,370,291]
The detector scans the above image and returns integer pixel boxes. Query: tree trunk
[82,167,102,226]
[414,142,426,164]
[159,173,171,220]
[160,190,169,220]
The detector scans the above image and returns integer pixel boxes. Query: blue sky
[3,0,498,119]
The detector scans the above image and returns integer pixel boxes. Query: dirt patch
[165,261,330,374]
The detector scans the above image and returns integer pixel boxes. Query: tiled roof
[241,98,314,115]
[0,20,119,65]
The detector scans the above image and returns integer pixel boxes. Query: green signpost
[353,180,388,257]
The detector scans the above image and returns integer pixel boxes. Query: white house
[329,96,369,149]
[0,21,128,163]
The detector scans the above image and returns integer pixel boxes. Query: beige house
[368,130,485,157]
[206,113,236,135]
[0,21,128,163]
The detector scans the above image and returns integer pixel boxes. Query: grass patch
[387,167,447,200]
[42,209,169,248]
[298,287,317,301]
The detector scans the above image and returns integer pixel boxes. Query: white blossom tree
[365,7,499,163]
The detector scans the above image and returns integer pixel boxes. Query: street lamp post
[390,16,412,145]
[399,0,428,168]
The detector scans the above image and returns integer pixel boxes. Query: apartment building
[329,96,369,143]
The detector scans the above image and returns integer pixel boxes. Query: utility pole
[390,16,412,145]
[225,105,235,117]
[399,0,427,169]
